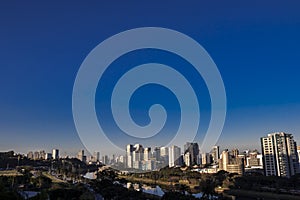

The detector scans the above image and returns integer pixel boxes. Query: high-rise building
[211,146,220,164]
[52,149,59,160]
[27,151,34,160]
[297,146,300,167]
[93,151,100,162]
[261,132,300,178]
[153,147,161,161]
[169,145,181,167]
[102,155,109,165]
[34,151,40,160]
[133,144,144,162]
[45,153,52,160]
[184,152,191,166]
[160,146,169,164]
[126,144,134,168]
[160,147,168,157]
[184,142,199,166]
[77,150,86,163]
[39,150,45,160]
[144,147,151,161]
[201,153,211,165]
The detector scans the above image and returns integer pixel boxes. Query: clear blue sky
[1,1,300,156]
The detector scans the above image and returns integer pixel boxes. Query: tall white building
[261,132,300,178]
[144,147,151,161]
[297,146,300,166]
[169,145,181,167]
[52,149,59,160]
[126,144,134,168]
[184,152,191,166]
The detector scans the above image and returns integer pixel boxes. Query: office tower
[153,147,161,161]
[126,144,134,168]
[77,149,86,163]
[102,155,109,165]
[211,146,220,164]
[160,147,169,157]
[184,142,199,166]
[132,144,144,170]
[201,153,211,165]
[169,145,181,167]
[144,147,151,161]
[52,149,59,160]
[261,132,300,178]
[133,144,144,161]
[160,146,169,164]
[93,151,100,162]
[184,152,191,166]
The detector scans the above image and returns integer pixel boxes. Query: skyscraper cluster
[27,149,59,160]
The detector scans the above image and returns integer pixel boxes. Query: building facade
[261,132,300,178]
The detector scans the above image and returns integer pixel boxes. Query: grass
[42,172,66,183]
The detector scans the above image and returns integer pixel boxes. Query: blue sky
[1,1,300,156]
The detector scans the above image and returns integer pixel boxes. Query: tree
[199,176,216,200]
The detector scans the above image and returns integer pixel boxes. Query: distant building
[133,144,144,163]
[34,151,40,160]
[27,151,34,160]
[144,147,151,161]
[153,147,161,161]
[126,144,134,168]
[93,151,100,162]
[169,145,181,167]
[160,147,169,164]
[219,149,245,175]
[184,152,191,166]
[39,150,45,160]
[211,146,220,164]
[261,132,300,178]
[201,153,211,165]
[77,150,86,163]
[142,160,156,171]
[246,151,263,168]
[297,146,300,167]
[52,149,59,160]
[102,155,109,165]
[119,155,125,163]
[45,153,52,160]
[184,142,199,166]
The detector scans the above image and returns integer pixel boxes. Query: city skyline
[1,1,300,155]
[9,131,299,176]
